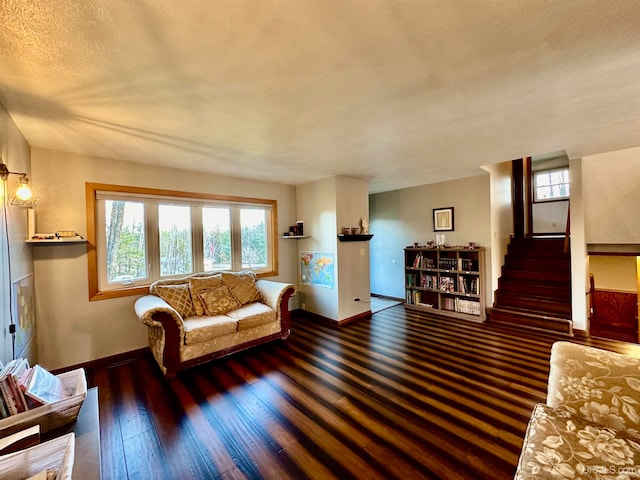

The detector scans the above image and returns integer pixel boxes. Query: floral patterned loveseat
[515,341,640,479]
[134,271,295,378]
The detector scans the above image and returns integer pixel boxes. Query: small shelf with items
[26,238,87,244]
[404,245,486,322]
[337,234,374,242]
[26,231,86,244]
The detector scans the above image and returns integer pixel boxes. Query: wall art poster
[12,273,35,359]
[300,251,335,289]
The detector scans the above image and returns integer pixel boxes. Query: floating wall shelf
[281,235,311,239]
[26,238,87,244]
[337,234,374,242]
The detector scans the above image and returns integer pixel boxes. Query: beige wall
[369,173,492,307]
[486,161,513,296]
[582,146,640,244]
[569,157,588,331]
[577,146,640,331]
[335,176,370,320]
[31,148,298,370]
[0,103,35,364]
[295,177,339,319]
[532,200,569,233]
[589,256,637,292]
[295,175,370,321]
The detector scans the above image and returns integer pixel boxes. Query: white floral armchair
[515,342,640,479]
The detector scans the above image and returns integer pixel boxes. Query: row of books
[407,274,479,295]
[406,273,418,287]
[405,290,434,307]
[410,256,478,272]
[411,254,436,269]
[439,276,456,293]
[459,258,477,271]
[0,359,66,418]
[442,297,481,315]
[406,292,480,315]
[406,273,439,289]
[458,276,480,295]
[438,258,458,270]
[455,298,482,315]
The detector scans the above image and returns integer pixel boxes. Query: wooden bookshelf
[404,246,486,322]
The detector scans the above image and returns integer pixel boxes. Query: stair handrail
[563,201,570,253]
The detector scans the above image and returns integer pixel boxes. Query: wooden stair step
[493,292,571,318]
[496,279,571,300]
[500,268,570,283]
[489,307,573,336]
[503,257,570,272]
[506,248,569,261]
[508,237,566,247]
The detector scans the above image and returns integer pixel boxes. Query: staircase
[490,237,573,335]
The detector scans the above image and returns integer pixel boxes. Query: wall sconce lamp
[0,163,39,207]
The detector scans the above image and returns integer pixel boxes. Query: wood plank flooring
[86,306,640,480]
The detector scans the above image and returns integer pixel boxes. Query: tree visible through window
[88,183,277,299]
[105,200,146,284]
[534,168,570,202]
[159,204,192,276]
[203,207,231,271]
[241,208,267,269]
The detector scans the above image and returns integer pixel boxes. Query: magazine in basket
[0,369,86,437]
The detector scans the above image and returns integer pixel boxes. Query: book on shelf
[458,276,466,294]
[417,302,434,308]
[439,276,455,293]
[420,274,437,289]
[455,298,480,315]
[442,297,456,311]
[411,253,436,269]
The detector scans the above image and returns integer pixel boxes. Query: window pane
[549,171,564,185]
[536,173,551,187]
[202,207,231,271]
[105,200,147,283]
[536,185,551,200]
[534,168,569,201]
[159,204,193,276]
[241,208,268,269]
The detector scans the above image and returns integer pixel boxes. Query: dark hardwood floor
[86,306,640,480]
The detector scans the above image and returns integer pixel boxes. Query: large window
[533,167,570,202]
[87,183,277,300]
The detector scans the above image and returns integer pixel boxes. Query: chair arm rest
[256,280,296,311]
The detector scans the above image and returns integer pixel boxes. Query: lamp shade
[9,175,39,207]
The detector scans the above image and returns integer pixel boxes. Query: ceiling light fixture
[0,163,40,207]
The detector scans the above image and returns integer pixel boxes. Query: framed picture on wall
[433,207,454,232]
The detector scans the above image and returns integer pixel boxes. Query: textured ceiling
[1,0,640,193]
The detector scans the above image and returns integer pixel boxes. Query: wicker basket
[0,432,75,480]
[0,368,87,437]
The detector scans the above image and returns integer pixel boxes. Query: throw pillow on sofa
[198,285,241,316]
[221,271,262,305]
[155,284,196,318]
[189,274,224,315]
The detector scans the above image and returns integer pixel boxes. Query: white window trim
[86,183,278,301]
[533,167,570,203]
